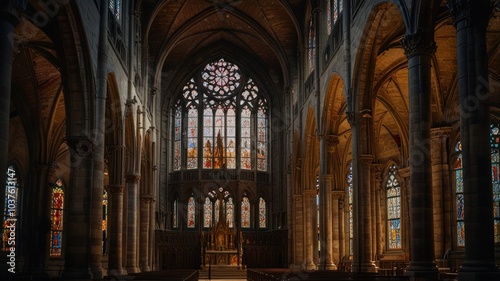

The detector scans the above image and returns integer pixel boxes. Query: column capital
[346,111,356,126]
[141,195,155,202]
[359,154,374,165]
[125,174,141,184]
[401,28,437,58]
[430,126,452,139]
[332,190,344,200]
[398,167,410,179]
[107,184,125,194]
[359,109,372,118]
[447,0,491,29]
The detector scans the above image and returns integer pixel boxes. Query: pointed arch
[303,107,319,190]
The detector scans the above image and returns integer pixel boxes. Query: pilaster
[139,195,154,271]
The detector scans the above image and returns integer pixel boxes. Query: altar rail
[156,231,201,269]
[126,269,199,281]
[242,229,288,268]
[247,269,410,281]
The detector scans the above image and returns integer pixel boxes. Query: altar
[201,191,243,268]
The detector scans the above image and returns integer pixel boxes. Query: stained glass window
[453,142,465,247]
[257,101,268,171]
[241,196,250,228]
[491,125,500,243]
[347,162,353,256]
[187,196,196,228]
[174,102,181,170]
[173,199,178,228]
[172,58,268,172]
[50,179,64,257]
[308,18,315,74]
[386,165,401,249]
[326,0,332,35]
[259,197,266,228]
[102,190,108,254]
[204,197,212,228]
[226,197,234,228]
[108,0,121,20]
[2,166,18,252]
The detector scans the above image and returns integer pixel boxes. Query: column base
[405,269,439,281]
[140,265,151,272]
[458,271,500,281]
[106,268,125,277]
[318,262,337,270]
[126,266,140,273]
[61,269,92,280]
[351,261,377,273]
[305,261,316,270]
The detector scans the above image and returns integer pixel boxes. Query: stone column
[352,154,376,273]
[447,1,500,280]
[139,196,153,271]
[331,191,344,266]
[62,138,94,279]
[125,173,140,273]
[401,28,438,280]
[318,134,337,270]
[107,184,124,275]
[292,194,304,268]
[0,0,25,207]
[430,127,451,263]
[398,167,411,261]
[304,190,316,270]
[371,166,382,260]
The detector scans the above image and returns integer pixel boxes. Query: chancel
[1,1,500,281]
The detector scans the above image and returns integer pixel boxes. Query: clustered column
[430,127,452,262]
[447,1,500,280]
[126,173,141,273]
[304,189,316,270]
[107,184,124,275]
[140,195,153,271]
[401,28,438,281]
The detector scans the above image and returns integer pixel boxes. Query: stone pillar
[139,196,153,271]
[447,1,500,280]
[304,190,316,270]
[401,28,438,280]
[318,134,337,270]
[292,194,304,268]
[0,0,25,208]
[62,138,94,279]
[371,166,382,260]
[430,127,451,263]
[125,174,140,273]
[352,154,376,273]
[331,191,343,266]
[107,184,124,275]
[398,167,411,261]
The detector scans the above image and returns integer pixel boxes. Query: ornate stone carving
[107,184,124,194]
[326,134,339,151]
[400,29,437,58]
[125,174,141,184]
[447,0,471,26]
[345,111,356,126]
[67,138,95,158]
[430,127,452,139]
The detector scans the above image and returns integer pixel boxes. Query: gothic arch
[303,107,319,191]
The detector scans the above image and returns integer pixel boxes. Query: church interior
[1,0,500,280]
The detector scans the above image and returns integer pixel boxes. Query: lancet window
[50,179,64,257]
[386,165,401,250]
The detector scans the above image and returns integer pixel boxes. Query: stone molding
[67,137,95,158]
[430,127,452,139]
[107,184,125,194]
[325,134,339,151]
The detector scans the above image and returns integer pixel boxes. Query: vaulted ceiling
[142,0,307,96]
